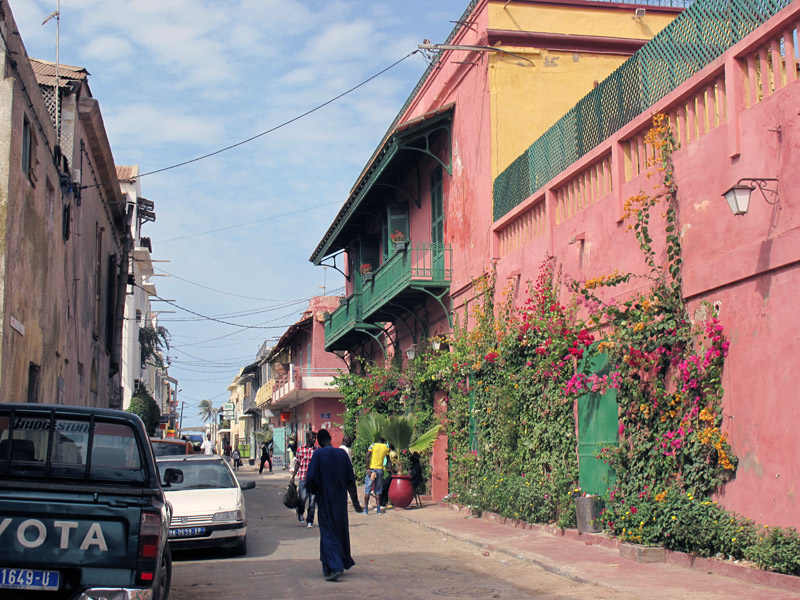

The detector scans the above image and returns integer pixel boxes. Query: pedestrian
[201,434,214,455]
[259,438,273,474]
[339,434,363,513]
[232,447,241,470]
[306,428,356,581]
[287,435,297,472]
[223,442,232,464]
[291,431,317,528]
[363,436,390,515]
[379,446,398,510]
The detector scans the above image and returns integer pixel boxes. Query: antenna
[319,266,328,295]
[42,1,61,141]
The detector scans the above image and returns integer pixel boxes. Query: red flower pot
[388,475,415,509]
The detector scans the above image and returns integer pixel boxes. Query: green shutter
[431,167,444,276]
[387,204,409,254]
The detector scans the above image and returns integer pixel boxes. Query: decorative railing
[493,0,794,221]
[361,243,452,319]
[323,294,362,348]
[492,0,798,252]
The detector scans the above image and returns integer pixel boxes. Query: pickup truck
[0,403,181,600]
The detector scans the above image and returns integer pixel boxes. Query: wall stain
[738,451,763,477]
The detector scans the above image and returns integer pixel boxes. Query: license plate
[0,568,60,590]
[169,526,206,538]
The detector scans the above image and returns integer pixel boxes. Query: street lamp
[722,178,779,216]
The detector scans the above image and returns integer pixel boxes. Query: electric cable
[81,51,420,190]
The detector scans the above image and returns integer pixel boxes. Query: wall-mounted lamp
[634,7,646,19]
[405,344,418,360]
[722,178,779,216]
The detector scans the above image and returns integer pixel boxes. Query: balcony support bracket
[386,302,424,343]
[319,250,350,281]
[415,285,453,328]
[398,124,452,176]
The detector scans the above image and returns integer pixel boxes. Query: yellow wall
[489,3,675,40]
[487,3,679,177]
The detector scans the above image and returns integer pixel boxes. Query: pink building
[312,0,800,528]
[264,297,347,447]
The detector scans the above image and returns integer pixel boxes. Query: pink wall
[487,4,800,528]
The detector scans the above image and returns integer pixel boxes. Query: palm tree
[198,399,215,424]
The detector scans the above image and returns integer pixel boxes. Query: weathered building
[311,0,682,501]
[312,0,800,529]
[0,1,131,407]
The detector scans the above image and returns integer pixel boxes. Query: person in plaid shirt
[291,431,317,527]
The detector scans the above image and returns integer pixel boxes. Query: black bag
[283,482,300,509]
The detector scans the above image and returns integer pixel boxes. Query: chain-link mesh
[493,0,792,221]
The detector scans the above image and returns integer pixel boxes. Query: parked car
[0,403,180,599]
[183,434,205,453]
[156,455,254,556]
[151,437,195,457]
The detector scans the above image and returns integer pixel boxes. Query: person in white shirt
[339,434,362,513]
[201,434,214,455]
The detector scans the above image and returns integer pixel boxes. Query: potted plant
[380,414,442,509]
[359,262,373,281]
[390,230,408,252]
[431,335,449,352]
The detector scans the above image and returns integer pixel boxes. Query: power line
[82,51,420,190]
[159,202,343,244]
[133,282,295,329]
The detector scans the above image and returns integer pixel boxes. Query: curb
[439,502,800,594]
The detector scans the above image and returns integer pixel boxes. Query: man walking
[201,434,214,455]
[306,428,356,581]
[291,431,317,528]
[259,438,273,474]
[363,436,390,515]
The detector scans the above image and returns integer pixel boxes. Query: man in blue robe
[306,428,356,581]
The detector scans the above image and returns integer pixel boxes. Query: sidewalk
[239,463,799,598]
[392,501,800,600]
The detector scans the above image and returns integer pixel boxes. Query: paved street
[170,469,642,600]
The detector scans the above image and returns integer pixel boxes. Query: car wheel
[232,536,247,556]
[155,544,172,600]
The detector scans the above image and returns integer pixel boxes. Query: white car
[156,455,255,555]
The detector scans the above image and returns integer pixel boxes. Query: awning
[310,103,454,265]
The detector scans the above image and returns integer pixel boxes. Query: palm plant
[382,414,442,454]
[356,412,386,444]
[198,399,215,424]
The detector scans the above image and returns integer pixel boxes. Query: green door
[431,167,444,279]
[577,352,619,495]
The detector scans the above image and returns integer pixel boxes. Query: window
[21,116,36,183]
[383,203,409,259]
[105,255,117,353]
[26,363,41,404]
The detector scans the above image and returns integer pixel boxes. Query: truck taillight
[136,509,162,585]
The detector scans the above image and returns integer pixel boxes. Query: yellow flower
[732,537,736,542]
[671,516,676,520]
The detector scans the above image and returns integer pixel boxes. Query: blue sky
[14,0,470,427]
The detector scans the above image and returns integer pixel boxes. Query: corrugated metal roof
[29,58,90,88]
[116,165,139,181]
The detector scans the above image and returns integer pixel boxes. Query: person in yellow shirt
[363,437,390,515]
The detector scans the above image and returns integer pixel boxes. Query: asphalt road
[169,470,642,600]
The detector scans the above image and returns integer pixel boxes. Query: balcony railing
[271,365,342,403]
[361,243,452,319]
[324,293,363,349]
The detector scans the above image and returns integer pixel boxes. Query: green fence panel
[493,0,793,221]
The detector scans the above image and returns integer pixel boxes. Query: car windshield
[159,460,236,490]
[151,441,189,456]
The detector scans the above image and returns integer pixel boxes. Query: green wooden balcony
[324,244,452,351]
[360,243,451,320]
[324,294,365,351]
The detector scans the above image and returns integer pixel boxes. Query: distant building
[0,3,131,406]
[253,297,345,463]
